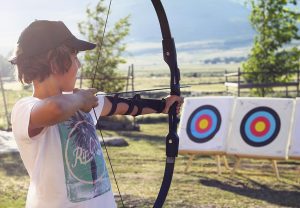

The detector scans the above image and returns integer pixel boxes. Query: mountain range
[109,0,255,66]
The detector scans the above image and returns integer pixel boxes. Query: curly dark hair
[14,45,76,84]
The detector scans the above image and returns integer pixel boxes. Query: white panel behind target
[226,97,293,159]
[289,98,300,159]
[178,96,234,154]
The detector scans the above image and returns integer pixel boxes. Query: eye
[70,48,78,55]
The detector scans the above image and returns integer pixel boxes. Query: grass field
[1,64,300,207]
[1,122,300,208]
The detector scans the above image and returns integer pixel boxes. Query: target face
[186,105,221,143]
[240,107,281,147]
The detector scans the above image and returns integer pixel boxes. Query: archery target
[226,97,293,159]
[240,107,280,147]
[187,105,221,143]
[178,97,234,153]
[289,98,300,159]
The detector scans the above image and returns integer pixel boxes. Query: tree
[78,0,130,92]
[242,0,300,96]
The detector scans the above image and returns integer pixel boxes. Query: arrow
[96,85,190,96]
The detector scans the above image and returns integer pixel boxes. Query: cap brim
[64,37,96,51]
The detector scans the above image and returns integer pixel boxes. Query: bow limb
[151,0,181,207]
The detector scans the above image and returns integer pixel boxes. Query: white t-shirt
[11,96,116,208]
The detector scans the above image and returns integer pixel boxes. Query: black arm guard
[105,94,166,116]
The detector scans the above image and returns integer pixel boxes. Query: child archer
[9,20,183,208]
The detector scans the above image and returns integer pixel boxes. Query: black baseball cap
[9,20,96,64]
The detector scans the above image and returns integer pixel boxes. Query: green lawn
[1,65,300,207]
[1,122,300,208]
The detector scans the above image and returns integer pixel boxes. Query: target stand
[289,98,300,160]
[178,97,234,175]
[226,97,294,179]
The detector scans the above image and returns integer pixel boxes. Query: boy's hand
[162,95,184,114]
[73,88,98,113]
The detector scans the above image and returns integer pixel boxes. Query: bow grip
[166,102,179,157]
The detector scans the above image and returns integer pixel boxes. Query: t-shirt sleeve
[11,97,39,142]
[90,94,105,126]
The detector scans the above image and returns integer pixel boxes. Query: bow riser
[162,38,181,96]
[151,0,181,207]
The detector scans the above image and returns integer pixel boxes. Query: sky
[1,0,97,56]
[0,0,252,68]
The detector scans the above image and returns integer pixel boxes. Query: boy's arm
[99,95,183,117]
[29,89,98,137]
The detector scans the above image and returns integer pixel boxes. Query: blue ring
[244,111,276,143]
[190,109,218,139]
[240,107,280,147]
[186,105,222,143]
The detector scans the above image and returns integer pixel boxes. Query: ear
[50,60,59,74]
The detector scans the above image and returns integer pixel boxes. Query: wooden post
[223,155,230,170]
[285,72,288,97]
[131,64,134,96]
[216,155,222,175]
[130,64,136,127]
[238,67,240,97]
[225,69,228,95]
[271,160,280,180]
[297,66,300,97]
[0,71,11,129]
[231,156,241,175]
[184,155,196,173]
[126,65,130,92]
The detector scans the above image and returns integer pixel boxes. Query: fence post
[296,66,300,97]
[238,67,241,97]
[285,71,288,97]
[0,71,11,130]
[126,65,130,92]
[131,64,135,97]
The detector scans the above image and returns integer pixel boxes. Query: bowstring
[90,0,125,207]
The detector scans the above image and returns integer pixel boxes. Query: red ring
[195,115,212,133]
[250,116,270,137]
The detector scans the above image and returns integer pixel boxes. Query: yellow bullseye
[255,121,266,132]
[199,119,209,130]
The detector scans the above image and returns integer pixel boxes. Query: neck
[32,75,62,99]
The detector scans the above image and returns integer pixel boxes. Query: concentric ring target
[240,106,281,147]
[186,105,221,143]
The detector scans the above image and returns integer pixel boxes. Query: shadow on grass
[115,194,202,208]
[0,152,28,177]
[199,176,300,207]
[116,131,165,145]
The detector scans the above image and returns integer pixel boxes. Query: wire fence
[2,66,300,130]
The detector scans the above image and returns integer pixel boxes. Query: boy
[9,20,183,208]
